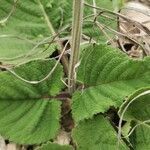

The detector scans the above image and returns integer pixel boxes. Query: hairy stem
[68,0,84,94]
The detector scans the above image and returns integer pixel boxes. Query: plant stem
[68,0,84,94]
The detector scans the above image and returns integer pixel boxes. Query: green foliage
[85,0,114,10]
[72,44,150,122]
[37,142,73,150]
[0,0,149,149]
[0,0,71,65]
[0,0,71,37]
[72,115,129,150]
[0,60,64,144]
[83,0,117,43]
[119,90,150,150]
[119,90,150,122]
[0,0,116,65]
[130,124,150,150]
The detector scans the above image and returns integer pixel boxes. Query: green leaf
[83,0,117,43]
[85,0,114,10]
[37,142,73,150]
[0,37,56,65]
[72,44,150,122]
[0,60,64,144]
[0,0,117,65]
[0,0,71,65]
[72,115,129,150]
[130,124,150,150]
[119,89,150,122]
[118,90,150,150]
[0,0,71,37]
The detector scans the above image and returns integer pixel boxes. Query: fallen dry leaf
[118,1,150,57]
[54,130,71,145]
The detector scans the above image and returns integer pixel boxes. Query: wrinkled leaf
[0,60,64,144]
[0,0,71,65]
[72,44,150,122]
[119,90,150,150]
[72,115,128,150]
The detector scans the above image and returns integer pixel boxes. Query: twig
[94,21,116,46]
[117,90,150,149]
[0,25,70,62]
[1,41,70,84]
[124,120,150,139]
[84,12,125,23]
[84,2,150,35]
[0,34,35,44]
[0,35,56,61]
[92,0,97,18]
[90,20,146,51]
